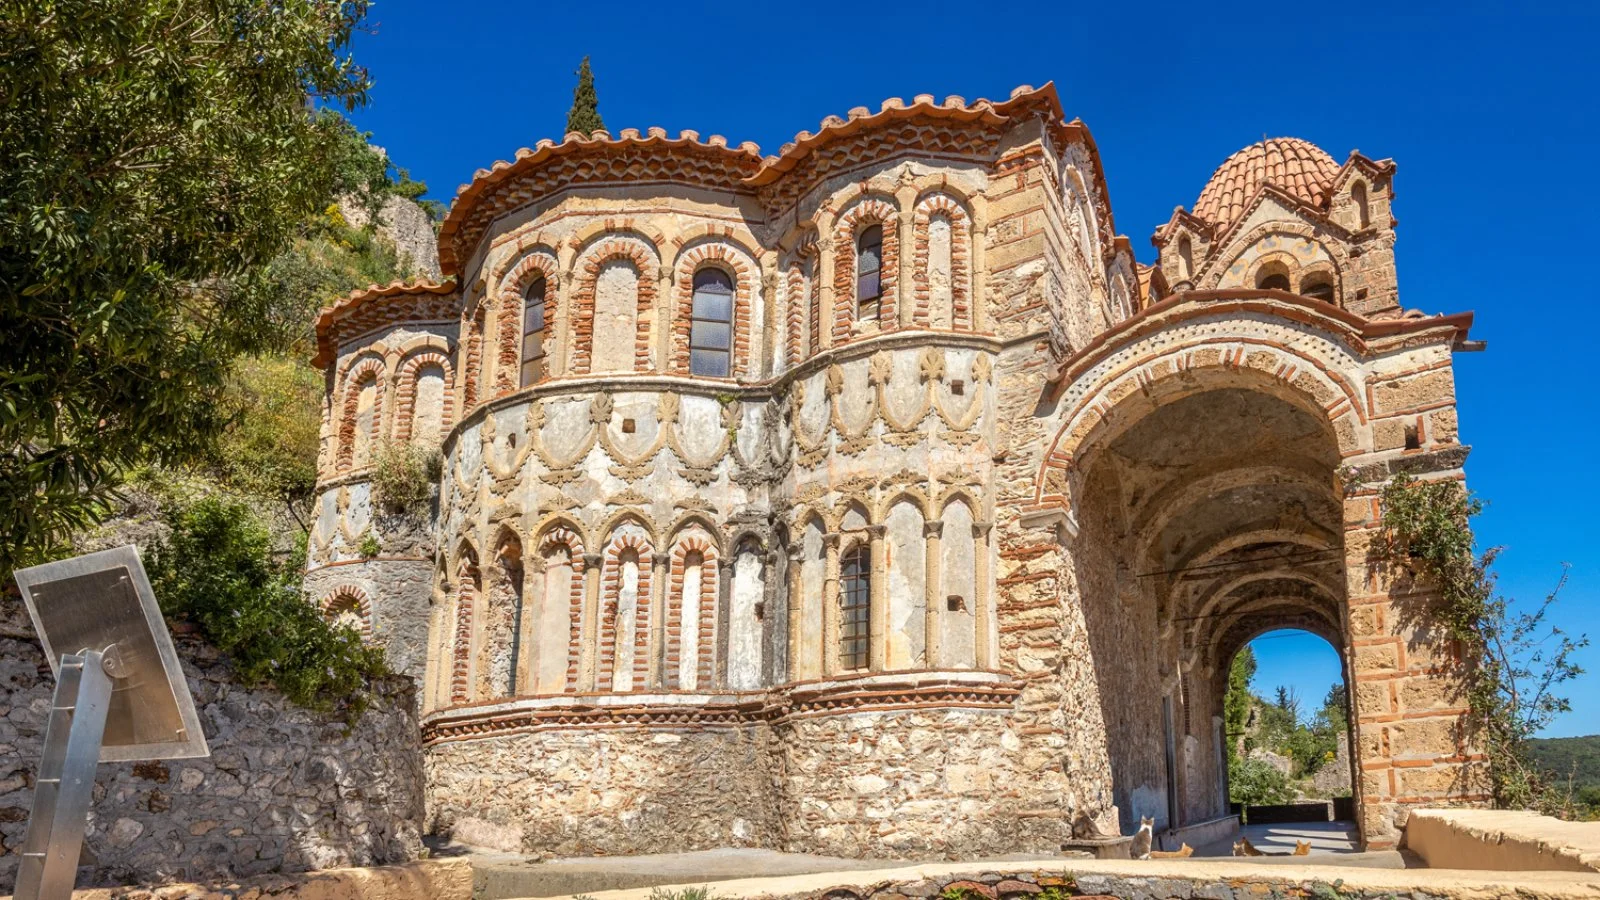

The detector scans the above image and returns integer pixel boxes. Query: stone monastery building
[305,84,1482,858]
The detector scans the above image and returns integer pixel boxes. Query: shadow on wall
[0,596,425,890]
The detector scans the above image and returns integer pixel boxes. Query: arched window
[1257,271,1292,292]
[1177,235,1194,279]
[1301,275,1335,303]
[520,277,546,387]
[1352,181,1371,229]
[856,225,883,324]
[689,268,733,377]
[840,544,871,670]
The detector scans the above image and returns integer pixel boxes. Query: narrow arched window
[1301,275,1335,303]
[689,268,733,377]
[1258,272,1291,292]
[1177,235,1194,279]
[1352,181,1371,229]
[840,544,871,670]
[520,277,546,387]
[856,224,883,323]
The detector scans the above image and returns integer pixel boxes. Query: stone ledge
[1405,808,1600,873]
[562,857,1600,900]
[0,859,471,900]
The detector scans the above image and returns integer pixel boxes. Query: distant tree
[0,0,372,577]
[1224,647,1257,764]
[565,56,605,136]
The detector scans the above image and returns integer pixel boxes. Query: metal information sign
[12,546,209,900]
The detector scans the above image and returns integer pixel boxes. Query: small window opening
[1353,181,1371,229]
[1403,423,1421,450]
[520,277,547,387]
[1356,288,1369,301]
[947,595,966,612]
[1301,276,1335,303]
[856,224,883,324]
[1258,272,1292,292]
[951,380,965,396]
[689,268,734,377]
[621,418,636,434]
[840,545,871,670]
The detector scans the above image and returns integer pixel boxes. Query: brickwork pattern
[912,193,974,330]
[319,584,375,642]
[671,244,754,379]
[597,532,655,692]
[832,198,900,341]
[335,356,387,474]
[571,239,659,375]
[494,253,560,395]
[392,349,455,444]
[665,535,719,689]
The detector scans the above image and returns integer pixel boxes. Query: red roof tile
[1193,138,1340,226]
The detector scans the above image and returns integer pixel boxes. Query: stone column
[650,554,670,688]
[580,552,603,691]
[896,186,917,330]
[519,555,545,696]
[716,556,735,689]
[867,524,889,672]
[821,532,842,676]
[759,257,779,379]
[764,546,784,686]
[970,209,988,333]
[787,544,804,681]
[815,212,836,351]
[924,520,944,669]
[553,272,572,376]
[974,522,994,669]
[655,265,673,374]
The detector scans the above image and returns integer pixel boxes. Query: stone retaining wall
[0,600,424,890]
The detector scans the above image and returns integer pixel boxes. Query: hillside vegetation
[1528,735,1600,818]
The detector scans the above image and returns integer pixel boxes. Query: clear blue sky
[344,3,1599,737]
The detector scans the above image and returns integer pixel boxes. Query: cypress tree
[565,57,605,136]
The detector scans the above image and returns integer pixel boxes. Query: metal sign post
[12,546,209,900]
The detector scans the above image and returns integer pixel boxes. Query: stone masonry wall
[0,600,423,890]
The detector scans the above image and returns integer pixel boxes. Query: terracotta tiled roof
[312,279,459,368]
[1193,138,1340,226]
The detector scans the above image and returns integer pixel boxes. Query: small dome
[1193,138,1340,226]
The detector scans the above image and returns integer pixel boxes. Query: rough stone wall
[0,601,423,891]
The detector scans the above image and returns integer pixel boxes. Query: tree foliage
[565,56,604,136]
[1380,474,1588,815]
[0,0,373,579]
[145,495,387,720]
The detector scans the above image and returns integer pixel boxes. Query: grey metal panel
[13,546,209,761]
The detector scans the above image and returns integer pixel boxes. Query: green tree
[565,56,605,136]
[0,0,372,578]
[1230,755,1295,809]
[1224,646,1257,765]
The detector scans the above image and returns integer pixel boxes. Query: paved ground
[1191,820,1415,868]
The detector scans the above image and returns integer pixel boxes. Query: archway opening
[1069,382,1352,844]
[1223,629,1357,850]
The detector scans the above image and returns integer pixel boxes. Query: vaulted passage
[1071,385,1352,834]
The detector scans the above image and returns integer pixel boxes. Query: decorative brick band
[319,584,374,642]
[597,532,654,692]
[335,356,386,474]
[572,240,659,375]
[392,349,455,445]
[832,198,899,341]
[665,535,718,690]
[671,244,753,378]
[539,527,587,692]
[461,306,485,411]
[419,677,1023,744]
[450,556,479,705]
[912,193,973,331]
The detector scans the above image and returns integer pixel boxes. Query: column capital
[924,521,944,538]
[972,522,994,537]
[582,552,604,570]
[866,524,888,538]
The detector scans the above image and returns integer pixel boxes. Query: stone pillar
[970,209,988,333]
[787,544,804,682]
[552,272,572,376]
[974,522,994,669]
[822,532,841,676]
[924,520,944,668]
[759,257,779,379]
[896,186,917,330]
[519,555,544,696]
[867,523,888,671]
[580,552,603,691]
[716,556,735,688]
[815,212,836,351]
[765,546,784,686]
[655,264,673,374]
[650,554,670,688]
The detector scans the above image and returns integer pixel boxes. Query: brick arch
[672,243,754,379]
[597,530,655,692]
[393,349,455,444]
[492,252,560,395]
[912,193,973,330]
[832,196,900,340]
[1035,329,1366,517]
[572,239,659,375]
[320,585,374,642]
[537,523,587,693]
[336,356,387,474]
[786,234,820,366]
[665,532,719,691]
[461,304,486,411]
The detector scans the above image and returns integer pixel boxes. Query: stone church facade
[303,84,1482,857]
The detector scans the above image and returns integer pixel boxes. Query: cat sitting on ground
[1149,843,1194,859]
[1233,836,1265,856]
[1293,839,1312,856]
[1131,815,1155,859]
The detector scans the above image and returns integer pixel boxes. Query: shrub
[369,440,440,515]
[146,496,387,721]
[1230,755,1295,808]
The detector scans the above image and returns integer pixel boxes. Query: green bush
[370,440,440,515]
[1230,755,1295,808]
[146,496,387,720]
